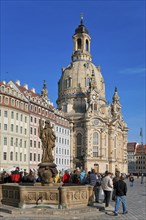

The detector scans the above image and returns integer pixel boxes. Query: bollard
[58,186,62,209]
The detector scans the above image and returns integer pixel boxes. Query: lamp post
[140,128,144,184]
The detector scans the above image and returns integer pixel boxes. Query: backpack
[96,179,101,186]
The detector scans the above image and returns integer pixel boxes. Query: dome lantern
[72,16,91,62]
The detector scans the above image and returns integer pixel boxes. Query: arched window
[94,103,97,111]
[85,77,90,87]
[93,132,99,157]
[77,133,82,158]
[86,39,89,51]
[77,133,82,145]
[65,77,71,89]
[93,132,98,145]
[77,38,82,50]
[63,104,67,112]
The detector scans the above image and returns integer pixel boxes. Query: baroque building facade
[0,80,71,172]
[127,142,146,175]
[57,18,128,173]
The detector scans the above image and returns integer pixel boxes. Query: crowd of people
[0,167,39,184]
[0,167,144,216]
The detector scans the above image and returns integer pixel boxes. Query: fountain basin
[1,183,94,209]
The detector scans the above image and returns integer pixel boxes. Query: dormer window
[1,86,4,92]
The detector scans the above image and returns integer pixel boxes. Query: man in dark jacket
[114,174,128,216]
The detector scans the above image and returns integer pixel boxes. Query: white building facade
[0,80,71,172]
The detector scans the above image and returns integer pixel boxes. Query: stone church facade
[57,18,128,173]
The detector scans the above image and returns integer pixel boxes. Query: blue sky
[1,0,146,143]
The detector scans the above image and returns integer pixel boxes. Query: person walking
[95,174,101,203]
[112,171,120,201]
[141,173,144,184]
[129,174,134,187]
[114,174,128,216]
[101,171,113,208]
[89,169,97,202]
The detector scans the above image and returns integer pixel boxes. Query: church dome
[75,23,89,34]
[74,17,89,34]
[57,60,106,104]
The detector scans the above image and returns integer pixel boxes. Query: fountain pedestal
[38,162,58,184]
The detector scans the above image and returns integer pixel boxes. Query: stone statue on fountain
[38,119,58,184]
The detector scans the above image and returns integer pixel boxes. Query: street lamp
[140,128,144,184]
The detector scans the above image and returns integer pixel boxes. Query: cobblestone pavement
[0,178,146,220]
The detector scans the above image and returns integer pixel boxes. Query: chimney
[31,88,35,93]
[24,84,28,90]
[15,80,20,86]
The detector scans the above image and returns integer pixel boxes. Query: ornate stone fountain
[1,119,93,209]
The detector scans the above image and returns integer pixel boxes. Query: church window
[94,103,97,111]
[77,147,81,158]
[85,77,90,87]
[93,132,99,157]
[63,104,67,112]
[86,39,89,51]
[65,77,71,89]
[93,132,98,145]
[77,133,82,145]
[77,38,82,49]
